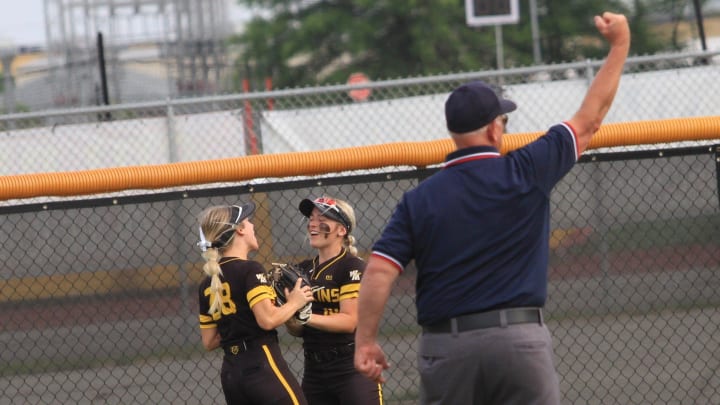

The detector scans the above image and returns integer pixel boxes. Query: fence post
[166,97,179,163]
[715,145,720,208]
[583,58,595,86]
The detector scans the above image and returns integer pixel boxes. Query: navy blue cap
[445,81,517,133]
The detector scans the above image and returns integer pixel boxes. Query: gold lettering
[316,288,341,303]
[204,282,237,320]
[318,288,332,302]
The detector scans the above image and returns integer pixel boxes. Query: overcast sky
[0,1,45,46]
[0,1,251,47]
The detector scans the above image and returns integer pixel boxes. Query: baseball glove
[269,262,312,306]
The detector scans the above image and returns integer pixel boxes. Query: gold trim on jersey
[198,314,216,329]
[262,344,301,405]
[247,285,274,308]
[219,257,245,266]
[339,282,360,300]
[311,247,347,281]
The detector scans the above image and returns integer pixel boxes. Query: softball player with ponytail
[286,196,383,405]
[197,201,313,405]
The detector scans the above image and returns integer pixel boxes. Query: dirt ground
[652,14,720,42]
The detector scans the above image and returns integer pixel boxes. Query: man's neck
[452,131,495,150]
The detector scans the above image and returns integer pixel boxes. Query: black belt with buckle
[305,343,355,363]
[223,335,277,356]
[422,307,543,334]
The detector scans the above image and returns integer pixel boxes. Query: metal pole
[495,25,504,70]
[529,0,542,64]
[691,0,707,51]
[96,32,111,120]
[1,52,16,129]
[165,97,178,163]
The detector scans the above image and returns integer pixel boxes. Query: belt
[422,307,543,334]
[305,343,355,363]
[223,336,277,356]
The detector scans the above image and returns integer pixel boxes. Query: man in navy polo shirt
[355,11,631,405]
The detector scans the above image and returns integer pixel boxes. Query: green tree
[232,0,671,89]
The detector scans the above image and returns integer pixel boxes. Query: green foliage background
[228,0,699,90]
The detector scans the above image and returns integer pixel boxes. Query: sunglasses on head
[311,197,352,232]
[314,197,339,212]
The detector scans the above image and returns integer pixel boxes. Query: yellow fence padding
[0,116,718,202]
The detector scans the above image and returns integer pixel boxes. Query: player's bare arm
[252,278,313,330]
[200,327,221,351]
[304,297,358,333]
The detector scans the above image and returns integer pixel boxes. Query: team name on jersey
[316,288,340,303]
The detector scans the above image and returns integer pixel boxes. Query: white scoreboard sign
[465,0,520,26]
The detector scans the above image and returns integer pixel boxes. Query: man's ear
[487,119,502,147]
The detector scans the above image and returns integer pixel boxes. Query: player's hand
[285,278,314,311]
[594,12,630,48]
[354,342,390,384]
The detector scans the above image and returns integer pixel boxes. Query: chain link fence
[1,145,719,404]
[0,51,719,404]
[0,51,719,176]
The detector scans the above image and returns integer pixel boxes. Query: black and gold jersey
[197,257,277,347]
[298,248,365,351]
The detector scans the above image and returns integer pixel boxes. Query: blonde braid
[201,248,223,315]
[345,234,358,256]
[330,198,359,256]
[197,205,236,316]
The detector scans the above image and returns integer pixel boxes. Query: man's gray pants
[418,322,561,404]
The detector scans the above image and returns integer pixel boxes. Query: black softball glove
[269,262,312,306]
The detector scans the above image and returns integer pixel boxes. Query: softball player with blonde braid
[197,201,313,405]
[285,196,383,405]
